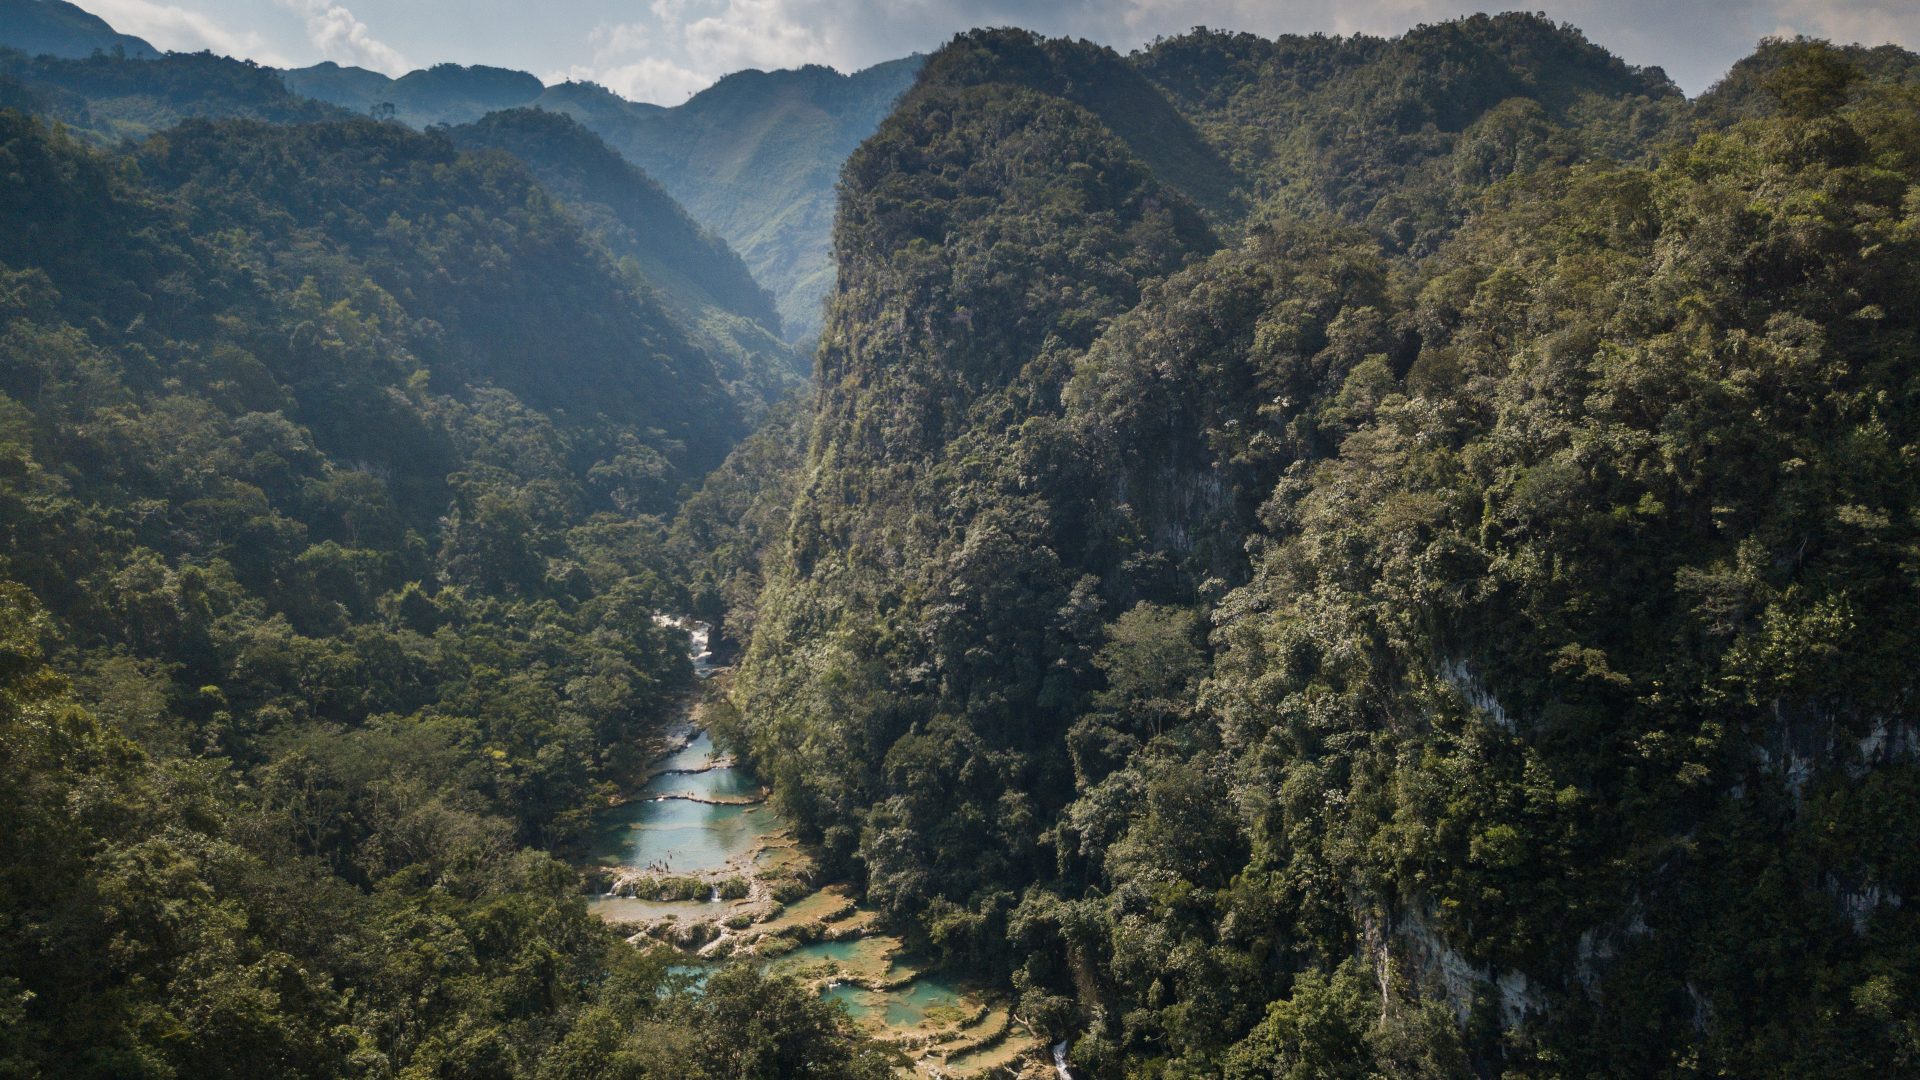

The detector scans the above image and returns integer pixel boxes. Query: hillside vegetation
[283,54,927,343]
[0,47,349,139]
[447,107,803,413]
[722,19,1920,1076]
[0,47,806,416]
[0,23,922,349]
[539,57,926,342]
[0,101,897,1076]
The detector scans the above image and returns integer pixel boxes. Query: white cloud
[570,0,829,104]
[683,0,826,72]
[552,56,710,102]
[1770,0,1920,47]
[575,17,711,99]
[649,0,690,25]
[587,20,654,62]
[280,0,407,75]
[81,0,293,64]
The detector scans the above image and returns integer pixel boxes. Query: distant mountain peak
[399,62,543,96]
[0,0,159,60]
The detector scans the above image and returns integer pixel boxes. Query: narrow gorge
[0,4,1915,1078]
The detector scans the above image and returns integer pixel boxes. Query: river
[580,617,1054,1076]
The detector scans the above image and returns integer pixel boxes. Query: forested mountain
[284,60,547,127]
[720,17,1920,1076]
[539,57,926,342]
[281,53,926,342]
[0,92,899,1074]
[446,107,804,414]
[0,47,350,138]
[0,44,806,416]
[0,0,155,60]
[0,5,914,348]
[3,4,1918,1077]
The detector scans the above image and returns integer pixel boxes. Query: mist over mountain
[282,52,926,343]
[538,56,926,343]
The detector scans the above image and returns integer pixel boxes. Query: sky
[72,0,1920,103]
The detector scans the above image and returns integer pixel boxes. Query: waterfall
[652,613,718,677]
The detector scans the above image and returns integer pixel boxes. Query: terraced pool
[587,730,779,874]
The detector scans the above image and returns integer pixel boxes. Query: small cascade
[688,620,716,678]
[1053,1040,1073,1079]
[652,613,717,677]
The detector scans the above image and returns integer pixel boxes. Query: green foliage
[1693,36,1920,127]
[446,108,790,359]
[0,99,898,1075]
[729,22,1920,1078]
[916,28,1243,220]
[645,966,907,1080]
[0,46,348,140]
[1135,13,1686,254]
[1219,960,1467,1080]
[0,578,671,1078]
[538,57,926,341]
[1091,602,1206,740]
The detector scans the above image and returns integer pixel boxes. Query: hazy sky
[74,0,1920,103]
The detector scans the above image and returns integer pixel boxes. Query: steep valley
[0,5,1916,1078]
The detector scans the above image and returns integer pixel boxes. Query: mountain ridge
[0,3,923,348]
[0,41,805,419]
[281,51,927,342]
[0,0,156,60]
[0,6,1917,1077]
[719,19,1920,1076]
